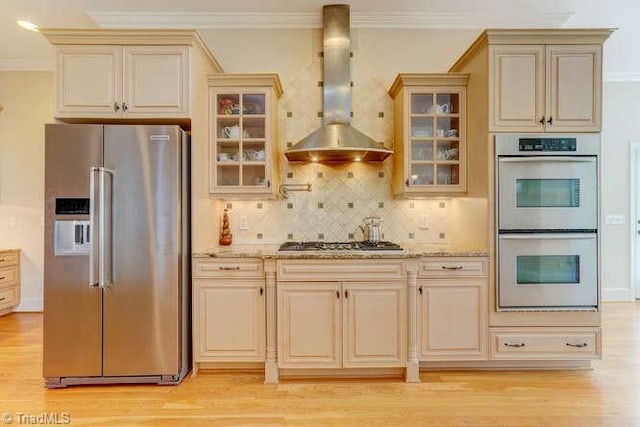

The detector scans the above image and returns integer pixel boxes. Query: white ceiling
[2,0,639,80]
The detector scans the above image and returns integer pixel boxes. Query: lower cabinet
[277,281,406,369]
[193,258,266,363]
[0,250,20,316]
[490,327,601,360]
[417,258,488,361]
[196,281,265,361]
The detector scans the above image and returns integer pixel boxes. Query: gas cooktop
[278,241,404,252]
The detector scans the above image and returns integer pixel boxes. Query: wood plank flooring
[0,302,638,426]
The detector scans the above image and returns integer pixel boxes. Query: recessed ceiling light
[17,20,39,32]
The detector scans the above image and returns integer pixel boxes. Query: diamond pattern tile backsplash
[222,30,450,245]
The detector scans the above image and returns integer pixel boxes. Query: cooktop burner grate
[278,241,403,251]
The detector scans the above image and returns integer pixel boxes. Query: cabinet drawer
[0,267,18,287]
[0,287,19,310]
[490,328,600,360]
[0,251,19,268]
[277,260,405,281]
[419,258,487,278]
[194,258,263,278]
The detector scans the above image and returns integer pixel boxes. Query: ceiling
[2,0,639,80]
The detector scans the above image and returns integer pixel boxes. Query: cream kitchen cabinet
[490,44,602,132]
[53,45,188,118]
[389,74,468,196]
[42,29,223,120]
[192,258,265,368]
[417,257,488,361]
[449,29,613,133]
[276,259,406,371]
[0,249,20,316]
[277,281,406,369]
[209,74,282,198]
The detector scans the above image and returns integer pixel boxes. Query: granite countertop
[193,244,488,259]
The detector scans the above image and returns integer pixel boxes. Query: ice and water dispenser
[54,198,90,256]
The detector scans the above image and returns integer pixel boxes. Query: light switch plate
[239,216,248,230]
[419,213,429,229]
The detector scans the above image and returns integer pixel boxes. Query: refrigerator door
[102,125,183,376]
[43,124,104,378]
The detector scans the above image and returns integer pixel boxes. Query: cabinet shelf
[390,73,468,196]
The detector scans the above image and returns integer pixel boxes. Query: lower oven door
[498,233,598,310]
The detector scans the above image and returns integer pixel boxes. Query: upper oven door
[498,156,597,231]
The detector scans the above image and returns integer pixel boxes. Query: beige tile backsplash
[221,31,450,245]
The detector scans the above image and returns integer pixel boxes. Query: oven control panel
[519,138,577,152]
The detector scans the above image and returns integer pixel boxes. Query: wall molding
[87,11,573,29]
[0,58,52,71]
[14,297,43,313]
[604,72,640,82]
[603,287,633,302]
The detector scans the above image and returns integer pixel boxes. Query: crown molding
[604,72,640,82]
[87,11,574,29]
[0,58,52,71]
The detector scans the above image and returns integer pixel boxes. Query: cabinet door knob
[267,180,271,188]
[546,116,553,125]
[418,286,423,295]
[122,102,129,112]
[539,116,545,125]
[259,287,264,296]
[336,290,340,299]
[405,179,410,187]
[345,289,349,298]
[114,102,120,112]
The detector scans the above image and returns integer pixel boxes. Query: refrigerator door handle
[99,167,114,288]
[89,167,100,287]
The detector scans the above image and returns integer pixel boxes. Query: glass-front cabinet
[389,74,468,196]
[209,74,283,197]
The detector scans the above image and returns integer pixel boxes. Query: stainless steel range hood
[284,4,393,163]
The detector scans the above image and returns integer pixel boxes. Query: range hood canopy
[284,4,393,163]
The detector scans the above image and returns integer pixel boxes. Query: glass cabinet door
[409,90,462,190]
[213,92,269,189]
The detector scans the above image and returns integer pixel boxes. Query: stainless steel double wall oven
[496,134,600,310]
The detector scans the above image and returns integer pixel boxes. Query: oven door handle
[499,234,596,240]
[498,157,595,163]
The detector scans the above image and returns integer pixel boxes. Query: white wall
[600,81,640,301]
[0,71,52,311]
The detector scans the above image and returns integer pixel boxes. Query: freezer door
[102,125,183,376]
[43,124,103,378]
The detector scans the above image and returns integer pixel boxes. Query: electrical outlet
[605,214,626,225]
[239,216,248,230]
[419,213,429,229]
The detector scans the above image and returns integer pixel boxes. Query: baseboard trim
[602,288,633,302]
[14,297,43,312]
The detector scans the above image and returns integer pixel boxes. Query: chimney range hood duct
[284,4,393,163]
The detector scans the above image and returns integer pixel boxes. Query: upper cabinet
[450,29,614,133]
[208,74,283,199]
[389,74,469,197]
[41,29,223,121]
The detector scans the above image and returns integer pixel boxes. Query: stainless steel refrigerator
[43,124,190,387]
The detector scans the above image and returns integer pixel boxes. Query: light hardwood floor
[0,302,638,426]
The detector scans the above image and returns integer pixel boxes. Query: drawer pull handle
[0,297,6,302]
[442,266,463,270]
[0,277,5,280]
[504,342,525,348]
[0,258,5,262]
[219,266,241,271]
[336,290,340,299]
[418,286,423,295]
[259,287,264,296]
[566,342,588,348]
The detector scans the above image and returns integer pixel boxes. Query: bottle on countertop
[219,209,232,246]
